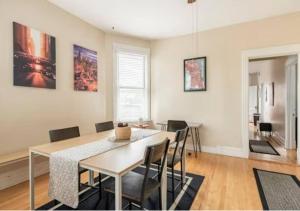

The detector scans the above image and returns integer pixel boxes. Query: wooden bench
[0,149,49,190]
[0,149,28,167]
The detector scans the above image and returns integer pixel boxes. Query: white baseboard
[186,143,247,158]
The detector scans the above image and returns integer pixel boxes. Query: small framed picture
[184,57,207,92]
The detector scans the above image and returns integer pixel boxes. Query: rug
[253,168,300,210]
[249,140,280,155]
[37,166,204,210]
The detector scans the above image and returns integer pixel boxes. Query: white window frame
[113,43,151,122]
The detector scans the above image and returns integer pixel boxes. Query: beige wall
[151,12,300,150]
[0,0,149,155]
[249,57,287,140]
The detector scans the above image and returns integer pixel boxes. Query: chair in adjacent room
[49,126,101,195]
[154,127,189,201]
[95,121,114,133]
[258,122,273,136]
[104,138,170,210]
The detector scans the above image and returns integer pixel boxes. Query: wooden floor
[0,152,299,210]
[249,123,298,165]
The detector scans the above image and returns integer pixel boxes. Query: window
[113,44,150,122]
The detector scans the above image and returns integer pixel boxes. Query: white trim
[113,43,151,122]
[241,44,300,163]
[186,145,246,158]
[285,56,298,149]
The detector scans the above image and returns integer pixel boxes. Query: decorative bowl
[115,126,131,140]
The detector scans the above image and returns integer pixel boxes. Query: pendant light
[188,0,199,57]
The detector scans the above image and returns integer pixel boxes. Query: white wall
[151,12,300,154]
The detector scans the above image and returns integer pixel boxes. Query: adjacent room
[0,0,300,210]
[248,55,298,164]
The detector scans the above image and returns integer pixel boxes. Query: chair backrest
[49,126,80,142]
[172,127,189,163]
[141,138,170,201]
[95,121,114,133]
[167,120,188,132]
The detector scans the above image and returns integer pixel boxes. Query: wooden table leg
[115,175,122,210]
[195,127,202,152]
[191,128,198,157]
[29,151,35,210]
[161,155,167,210]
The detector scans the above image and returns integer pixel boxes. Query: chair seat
[154,153,181,168]
[104,171,160,203]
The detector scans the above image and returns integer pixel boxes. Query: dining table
[29,128,182,210]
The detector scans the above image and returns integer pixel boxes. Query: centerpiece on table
[115,122,131,140]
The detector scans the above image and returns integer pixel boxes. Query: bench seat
[0,149,28,167]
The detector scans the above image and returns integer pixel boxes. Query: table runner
[49,129,160,208]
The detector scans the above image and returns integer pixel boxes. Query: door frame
[285,56,298,149]
[241,44,300,164]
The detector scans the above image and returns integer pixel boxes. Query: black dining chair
[167,120,199,156]
[95,121,114,133]
[104,138,170,210]
[49,126,80,142]
[154,127,189,201]
[49,126,97,192]
[167,120,188,132]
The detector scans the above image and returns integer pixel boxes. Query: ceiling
[49,0,300,40]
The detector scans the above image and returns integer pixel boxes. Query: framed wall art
[73,44,97,92]
[13,22,56,89]
[184,57,206,92]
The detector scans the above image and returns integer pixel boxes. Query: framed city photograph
[73,45,98,92]
[184,57,206,92]
[13,22,56,89]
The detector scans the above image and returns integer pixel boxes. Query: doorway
[241,45,300,165]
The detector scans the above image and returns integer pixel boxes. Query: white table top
[30,129,175,176]
[156,121,202,128]
[80,131,175,176]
